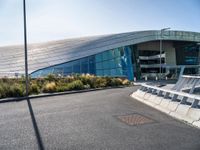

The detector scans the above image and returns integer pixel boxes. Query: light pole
[23,1,44,149]
[23,0,29,97]
[160,28,170,81]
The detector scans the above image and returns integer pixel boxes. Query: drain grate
[117,113,154,126]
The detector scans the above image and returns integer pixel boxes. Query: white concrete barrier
[193,120,200,128]
[144,92,152,100]
[187,108,200,123]
[131,82,200,129]
[170,104,191,121]
[167,101,180,112]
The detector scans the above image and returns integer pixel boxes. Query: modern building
[0,30,200,80]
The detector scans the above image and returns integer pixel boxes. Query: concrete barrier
[131,82,200,129]
[148,94,159,104]
[155,98,171,113]
[137,89,146,98]
[187,108,200,123]
[144,92,152,100]
[167,101,180,112]
[170,104,191,121]
[193,120,200,128]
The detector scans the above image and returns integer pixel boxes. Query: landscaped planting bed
[0,74,130,99]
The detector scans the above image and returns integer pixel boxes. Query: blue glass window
[110,59,116,68]
[103,61,110,69]
[89,56,95,74]
[41,68,53,76]
[103,51,109,61]
[96,62,103,70]
[110,69,116,76]
[73,60,80,73]
[116,68,123,76]
[95,53,102,62]
[96,70,103,76]
[108,50,114,59]
[114,48,120,57]
[64,66,72,75]
[53,67,64,75]
[80,58,88,73]
[104,69,111,76]
[119,47,124,56]
[115,58,121,68]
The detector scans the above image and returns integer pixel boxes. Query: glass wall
[176,43,200,65]
[31,46,134,80]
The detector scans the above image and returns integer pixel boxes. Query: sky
[0,0,200,46]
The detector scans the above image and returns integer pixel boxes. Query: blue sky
[0,0,200,46]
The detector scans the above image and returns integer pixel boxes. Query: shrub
[1,77,10,83]
[9,84,25,97]
[93,78,107,88]
[84,84,90,89]
[0,74,130,99]
[110,78,123,87]
[0,85,6,98]
[104,77,113,86]
[56,86,66,92]
[122,79,130,86]
[45,74,57,82]
[67,80,84,90]
[56,82,69,92]
[79,74,90,85]
[0,83,10,97]
[43,82,57,93]
[34,78,45,89]
[30,83,40,95]
[63,76,75,83]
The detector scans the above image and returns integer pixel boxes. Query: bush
[34,78,45,89]
[104,77,113,86]
[9,84,24,97]
[56,86,66,92]
[43,82,57,93]
[30,83,40,95]
[45,74,57,82]
[0,74,131,99]
[56,82,69,92]
[67,80,84,90]
[110,78,123,87]
[122,79,130,85]
[84,84,91,89]
[93,78,107,88]
[63,76,75,83]
[0,85,6,98]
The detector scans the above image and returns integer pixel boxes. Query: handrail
[141,83,200,101]
[182,75,200,79]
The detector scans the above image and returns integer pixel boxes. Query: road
[0,86,200,150]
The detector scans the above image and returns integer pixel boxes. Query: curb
[0,86,126,103]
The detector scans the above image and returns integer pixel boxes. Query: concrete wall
[137,41,176,65]
[165,47,176,65]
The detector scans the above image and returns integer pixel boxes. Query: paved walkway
[0,86,200,150]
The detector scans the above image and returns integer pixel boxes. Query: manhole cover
[117,113,154,126]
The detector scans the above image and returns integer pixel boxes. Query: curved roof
[0,30,200,76]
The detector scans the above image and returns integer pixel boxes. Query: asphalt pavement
[0,86,200,150]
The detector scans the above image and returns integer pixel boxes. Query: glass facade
[176,43,200,65]
[30,41,200,81]
[31,46,134,80]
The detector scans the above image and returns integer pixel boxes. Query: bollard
[145,76,148,81]
[166,76,168,80]
[156,76,158,81]
[134,77,137,82]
